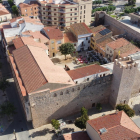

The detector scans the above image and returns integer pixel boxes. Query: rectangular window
[54,13,56,16]
[88,40,90,43]
[71,18,72,20]
[54,18,57,20]
[57,40,61,44]
[81,6,82,9]
[80,16,81,19]
[80,11,82,14]
[75,8,77,10]
[54,9,56,11]
[84,10,85,14]
[75,18,77,20]
[86,37,88,40]
[70,9,72,11]
[84,15,85,18]
[75,13,77,15]
[84,5,86,9]
[70,14,72,16]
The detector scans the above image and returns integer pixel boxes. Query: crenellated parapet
[114,56,139,69]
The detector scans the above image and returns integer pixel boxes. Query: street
[0,42,32,140]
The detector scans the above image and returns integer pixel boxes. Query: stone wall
[104,14,140,41]
[29,75,112,128]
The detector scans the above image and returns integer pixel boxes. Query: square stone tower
[109,56,139,108]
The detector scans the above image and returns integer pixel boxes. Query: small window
[57,40,61,44]
[60,92,63,95]
[84,15,85,18]
[87,78,89,81]
[83,20,85,22]
[71,18,72,20]
[44,17,46,19]
[43,8,45,10]
[53,93,57,97]
[81,6,82,9]
[110,50,112,53]
[54,18,57,20]
[76,81,78,84]
[54,22,57,24]
[43,12,45,14]
[78,87,80,90]
[80,16,81,19]
[86,37,88,40]
[88,40,90,43]
[31,8,32,10]
[34,8,36,10]
[75,18,77,20]
[107,48,109,51]
[75,8,77,10]
[80,11,82,14]
[54,9,56,11]
[70,14,72,16]
[84,10,85,14]
[84,5,86,9]
[75,22,77,23]
[35,12,36,14]
[54,13,56,16]
[72,88,74,92]
[75,13,77,15]
[66,90,69,94]
[74,44,76,46]
[70,9,72,11]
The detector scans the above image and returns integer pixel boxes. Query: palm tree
[0,78,10,96]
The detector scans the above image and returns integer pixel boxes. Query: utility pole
[13,129,17,140]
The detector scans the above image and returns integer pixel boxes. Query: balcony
[47,18,52,21]
[59,24,65,27]
[47,22,52,25]
[59,19,65,22]
[46,9,51,12]
[48,14,52,16]
[59,15,65,18]
[59,9,65,13]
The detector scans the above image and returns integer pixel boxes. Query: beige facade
[0,13,12,22]
[39,0,92,29]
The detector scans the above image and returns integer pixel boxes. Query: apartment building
[40,0,92,29]
[19,1,41,19]
[18,0,92,29]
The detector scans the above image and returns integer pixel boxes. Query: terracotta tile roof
[23,17,43,25]
[63,132,91,140]
[107,38,129,50]
[115,42,140,57]
[43,26,63,40]
[0,4,10,15]
[22,30,49,42]
[12,46,47,93]
[13,37,48,50]
[10,17,22,23]
[19,3,32,8]
[87,111,140,140]
[28,45,75,85]
[96,37,115,51]
[64,32,77,43]
[9,56,26,96]
[90,25,105,34]
[70,23,92,35]
[67,64,109,80]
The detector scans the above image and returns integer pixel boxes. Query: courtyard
[51,50,108,70]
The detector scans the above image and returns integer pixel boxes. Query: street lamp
[13,129,17,140]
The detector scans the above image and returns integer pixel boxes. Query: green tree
[8,0,14,7]
[51,119,60,130]
[116,104,135,117]
[12,5,19,16]
[59,43,75,60]
[96,103,102,111]
[0,101,16,119]
[74,107,89,130]
[0,78,10,95]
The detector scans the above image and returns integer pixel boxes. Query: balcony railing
[47,18,52,21]
[59,10,65,13]
[48,14,52,16]
[59,24,65,27]
[46,9,51,12]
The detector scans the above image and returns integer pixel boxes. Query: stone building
[8,37,140,128]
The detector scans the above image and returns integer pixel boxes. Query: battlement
[114,56,139,69]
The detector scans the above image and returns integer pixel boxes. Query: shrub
[116,104,135,117]
[96,103,102,111]
[51,119,60,130]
